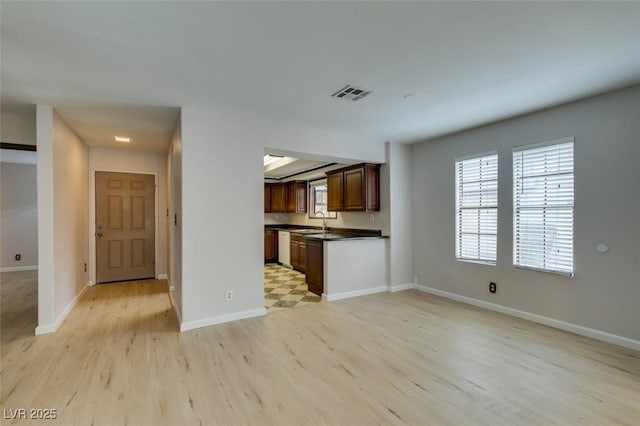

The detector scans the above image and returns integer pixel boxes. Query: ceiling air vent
[331,85,371,101]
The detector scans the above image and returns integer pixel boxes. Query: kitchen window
[309,179,337,219]
[513,138,574,276]
[455,152,498,265]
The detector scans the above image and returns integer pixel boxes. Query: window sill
[514,265,574,278]
[456,258,496,267]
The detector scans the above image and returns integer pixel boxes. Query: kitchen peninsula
[265,225,388,300]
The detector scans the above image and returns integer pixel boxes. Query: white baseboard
[412,284,640,352]
[323,286,387,302]
[168,290,182,325]
[158,273,168,280]
[387,283,414,292]
[35,282,90,336]
[180,307,266,332]
[0,265,38,273]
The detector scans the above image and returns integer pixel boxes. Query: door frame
[89,168,159,285]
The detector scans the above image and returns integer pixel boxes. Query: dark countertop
[265,224,388,241]
[304,233,389,242]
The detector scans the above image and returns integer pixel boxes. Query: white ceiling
[55,105,179,154]
[2,2,639,145]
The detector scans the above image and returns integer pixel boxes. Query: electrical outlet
[489,282,497,294]
[369,214,375,223]
[15,254,21,261]
[225,290,233,301]
[413,276,418,284]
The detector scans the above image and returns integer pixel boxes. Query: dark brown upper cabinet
[265,181,307,213]
[285,181,307,213]
[267,183,286,213]
[264,184,272,213]
[325,163,380,212]
[327,172,343,212]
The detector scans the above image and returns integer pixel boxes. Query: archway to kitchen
[262,148,385,313]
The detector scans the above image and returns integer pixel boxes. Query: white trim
[387,283,413,292]
[323,286,387,302]
[90,169,159,285]
[0,265,38,272]
[158,273,168,280]
[180,308,266,332]
[35,282,90,335]
[513,136,574,152]
[411,284,640,352]
[454,150,498,162]
[168,288,182,325]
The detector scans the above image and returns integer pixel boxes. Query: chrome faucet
[316,211,327,234]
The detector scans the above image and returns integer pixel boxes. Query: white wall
[36,106,90,333]
[324,239,388,300]
[180,106,385,326]
[52,110,89,322]
[1,107,36,145]
[88,147,169,280]
[411,85,640,342]
[36,106,56,330]
[386,142,413,287]
[0,163,38,270]
[168,117,183,320]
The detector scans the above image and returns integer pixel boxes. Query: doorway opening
[1,143,38,343]
[263,149,354,313]
[94,171,156,284]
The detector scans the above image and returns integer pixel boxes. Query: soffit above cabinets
[264,156,349,181]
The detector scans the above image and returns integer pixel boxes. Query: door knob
[96,231,103,237]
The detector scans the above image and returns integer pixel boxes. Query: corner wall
[36,106,90,334]
[180,106,385,329]
[168,116,183,321]
[411,85,640,343]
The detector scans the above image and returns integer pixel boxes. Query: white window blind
[455,153,498,265]
[513,138,574,276]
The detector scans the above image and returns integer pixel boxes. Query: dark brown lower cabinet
[306,239,323,296]
[290,234,306,273]
[265,230,278,263]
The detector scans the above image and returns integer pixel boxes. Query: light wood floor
[1,272,639,425]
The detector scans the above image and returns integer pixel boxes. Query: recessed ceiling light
[115,136,131,143]
[264,154,283,166]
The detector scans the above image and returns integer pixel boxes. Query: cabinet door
[299,240,306,274]
[285,182,296,212]
[344,167,366,211]
[365,164,380,211]
[265,230,278,263]
[290,240,300,270]
[264,184,272,213]
[295,182,307,213]
[306,240,323,296]
[327,172,343,211]
[271,184,286,212]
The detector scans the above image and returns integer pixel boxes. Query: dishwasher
[278,231,291,268]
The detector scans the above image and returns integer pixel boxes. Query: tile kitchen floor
[264,264,321,311]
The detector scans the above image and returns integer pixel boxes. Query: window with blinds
[455,153,498,265]
[513,138,574,276]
